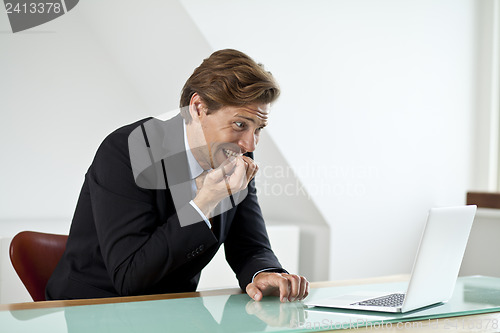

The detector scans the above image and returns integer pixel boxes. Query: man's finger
[284,274,301,302]
[277,275,291,302]
[301,276,310,300]
[241,155,258,185]
[246,282,263,301]
[303,278,310,300]
[210,156,237,182]
[247,163,258,184]
[227,157,247,190]
[194,171,208,192]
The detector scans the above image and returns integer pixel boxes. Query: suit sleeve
[223,177,286,290]
[88,130,217,296]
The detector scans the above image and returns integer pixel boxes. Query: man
[46,49,309,303]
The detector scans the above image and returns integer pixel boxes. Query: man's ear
[188,93,206,123]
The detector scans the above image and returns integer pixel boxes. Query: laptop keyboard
[352,293,405,307]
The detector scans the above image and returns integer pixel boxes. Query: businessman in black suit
[46,49,309,303]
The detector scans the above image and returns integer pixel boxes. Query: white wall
[181,0,478,280]
[0,0,212,220]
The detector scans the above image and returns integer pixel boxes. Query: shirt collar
[183,120,205,180]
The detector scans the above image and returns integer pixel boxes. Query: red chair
[9,231,68,301]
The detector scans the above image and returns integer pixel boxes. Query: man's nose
[238,131,257,153]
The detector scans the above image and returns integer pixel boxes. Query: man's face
[191,103,270,169]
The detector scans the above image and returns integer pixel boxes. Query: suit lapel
[157,115,194,209]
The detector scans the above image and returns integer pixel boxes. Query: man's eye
[234,122,245,128]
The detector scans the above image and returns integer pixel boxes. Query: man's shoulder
[108,117,154,139]
[92,118,151,157]
[108,115,183,142]
[90,118,161,163]
[93,115,184,186]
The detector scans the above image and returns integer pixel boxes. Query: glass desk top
[2,276,500,332]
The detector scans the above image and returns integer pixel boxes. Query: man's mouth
[223,148,241,158]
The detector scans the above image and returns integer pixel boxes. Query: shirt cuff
[189,200,212,229]
[251,268,288,283]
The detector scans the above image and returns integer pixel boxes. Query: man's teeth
[223,149,240,157]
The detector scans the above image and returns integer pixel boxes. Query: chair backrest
[9,231,68,302]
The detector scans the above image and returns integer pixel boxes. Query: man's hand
[241,155,258,187]
[194,155,255,217]
[246,272,309,303]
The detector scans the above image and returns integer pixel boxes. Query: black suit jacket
[46,115,283,300]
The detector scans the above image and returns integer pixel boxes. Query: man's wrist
[192,196,212,218]
[193,192,222,218]
[252,268,288,283]
[189,200,211,228]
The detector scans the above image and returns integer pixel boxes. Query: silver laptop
[305,205,477,313]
